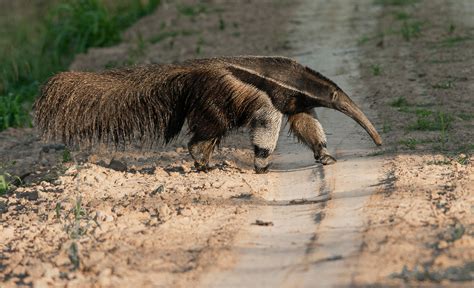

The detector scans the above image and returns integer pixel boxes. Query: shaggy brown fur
[36,62,263,146]
[35,56,381,172]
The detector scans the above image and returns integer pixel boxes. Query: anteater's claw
[318,154,337,165]
[254,165,270,174]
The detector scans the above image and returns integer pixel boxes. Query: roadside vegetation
[0,0,159,131]
[363,0,473,157]
[358,1,473,285]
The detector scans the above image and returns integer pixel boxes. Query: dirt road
[200,0,383,287]
[1,0,472,287]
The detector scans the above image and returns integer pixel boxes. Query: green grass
[456,154,470,165]
[219,17,226,31]
[440,36,471,47]
[390,96,411,112]
[390,96,409,108]
[458,113,474,121]
[371,64,382,76]
[383,121,392,133]
[390,97,459,151]
[409,109,453,132]
[399,137,436,150]
[393,11,410,20]
[401,20,422,41]
[358,35,371,45]
[0,0,160,131]
[195,36,206,55]
[62,149,72,163]
[0,172,20,196]
[0,174,8,195]
[432,79,455,89]
[399,138,420,150]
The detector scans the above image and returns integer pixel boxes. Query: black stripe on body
[227,66,320,114]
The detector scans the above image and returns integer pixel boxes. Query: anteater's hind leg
[188,136,220,172]
[288,110,336,165]
[250,106,283,174]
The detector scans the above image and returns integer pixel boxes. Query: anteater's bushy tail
[34,64,188,147]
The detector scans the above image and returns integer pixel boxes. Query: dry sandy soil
[0,0,472,287]
[353,0,473,285]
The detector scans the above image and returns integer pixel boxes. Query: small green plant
[358,35,370,45]
[55,202,62,220]
[371,64,382,76]
[399,138,419,150]
[390,96,412,112]
[440,36,471,47]
[427,158,451,165]
[456,154,470,165]
[409,110,453,132]
[448,23,456,34]
[195,46,202,54]
[383,121,392,133]
[458,113,474,121]
[390,96,409,108]
[432,79,454,89]
[68,241,80,270]
[400,20,422,41]
[195,37,205,55]
[55,196,99,269]
[439,112,450,149]
[0,168,21,195]
[219,17,226,30]
[0,175,8,195]
[394,11,410,20]
[62,149,72,163]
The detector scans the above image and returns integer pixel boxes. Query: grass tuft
[409,110,453,132]
[399,138,419,150]
[432,79,454,89]
[62,149,72,163]
[0,175,8,196]
[390,97,409,107]
[401,20,422,41]
[371,64,382,76]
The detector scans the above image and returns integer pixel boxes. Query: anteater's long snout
[334,95,382,146]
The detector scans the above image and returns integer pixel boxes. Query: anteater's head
[222,56,382,146]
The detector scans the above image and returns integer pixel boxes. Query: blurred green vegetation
[0,0,159,131]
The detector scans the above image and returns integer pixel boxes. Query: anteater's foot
[194,162,216,172]
[318,154,337,165]
[254,164,270,174]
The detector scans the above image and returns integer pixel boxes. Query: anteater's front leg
[250,107,283,174]
[288,110,336,165]
[188,137,220,171]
